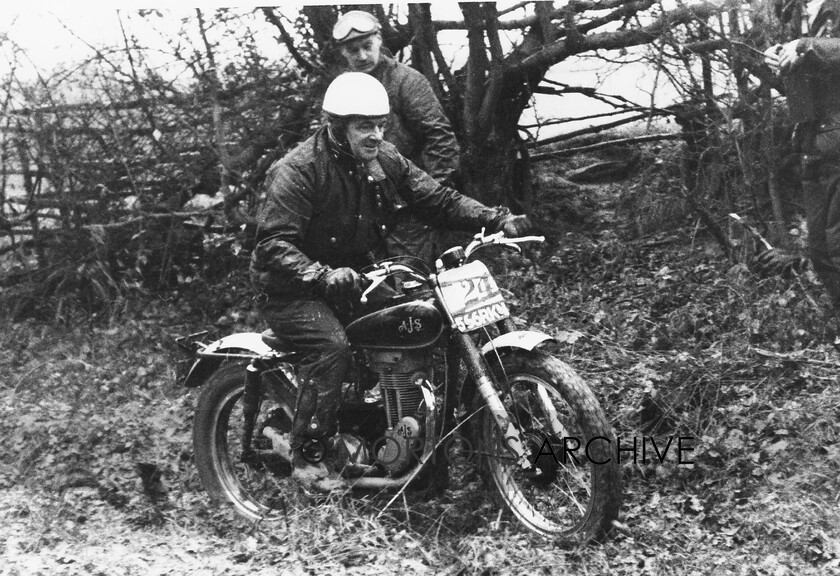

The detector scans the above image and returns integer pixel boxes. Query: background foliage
[4,4,840,573]
[0,1,818,320]
[3,141,840,575]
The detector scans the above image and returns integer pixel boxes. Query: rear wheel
[192,362,294,521]
[473,350,621,541]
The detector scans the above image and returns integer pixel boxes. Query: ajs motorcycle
[177,230,622,541]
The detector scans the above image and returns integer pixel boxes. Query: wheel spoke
[477,355,616,538]
[193,364,295,521]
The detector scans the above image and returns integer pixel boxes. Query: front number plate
[438,261,509,332]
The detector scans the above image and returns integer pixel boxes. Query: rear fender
[182,332,274,388]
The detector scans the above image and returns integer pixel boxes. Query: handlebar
[463,229,545,259]
[358,231,544,303]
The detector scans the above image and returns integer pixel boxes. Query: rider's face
[346,117,388,162]
[339,34,382,73]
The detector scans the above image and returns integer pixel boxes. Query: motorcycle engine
[368,349,432,475]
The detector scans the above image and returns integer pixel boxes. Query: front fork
[454,332,535,472]
[240,361,263,462]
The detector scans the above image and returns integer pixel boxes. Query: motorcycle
[177,230,621,541]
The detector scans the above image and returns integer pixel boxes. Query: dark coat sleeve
[251,159,330,296]
[398,69,461,182]
[380,146,502,231]
[797,37,840,70]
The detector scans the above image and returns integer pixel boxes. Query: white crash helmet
[322,72,389,118]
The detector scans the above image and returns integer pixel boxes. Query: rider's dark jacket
[250,126,503,300]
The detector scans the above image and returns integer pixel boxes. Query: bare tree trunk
[408,5,442,99]
[763,105,789,245]
[195,9,231,212]
[14,126,46,267]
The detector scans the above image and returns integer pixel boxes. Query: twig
[750,347,840,367]
[261,8,315,74]
[10,360,48,392]
[374,407,480,520]
[529,112,658,149]
[402,491,411,531]
[530,132,682,161]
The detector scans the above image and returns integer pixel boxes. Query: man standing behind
[764,3,840,336]
[332,10,461,264]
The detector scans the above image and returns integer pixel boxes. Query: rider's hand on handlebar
[319,267,362,302]
[499,214,535,238]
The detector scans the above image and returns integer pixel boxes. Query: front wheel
[473,350,621,541]
[192,362,295,522]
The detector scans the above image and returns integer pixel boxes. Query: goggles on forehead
[333,11,381,43]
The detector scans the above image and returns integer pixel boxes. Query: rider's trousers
[261,297,350,447]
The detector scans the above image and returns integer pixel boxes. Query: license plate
[438,261,509,332]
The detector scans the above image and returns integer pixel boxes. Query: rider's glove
[318,267,362,302]
[499,214,535,238]
[750,248,807,278]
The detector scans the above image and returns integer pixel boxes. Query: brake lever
[498,235,546,254]
[512,235,546,244]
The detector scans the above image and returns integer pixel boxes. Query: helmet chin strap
[328,122,368,168]
[327,123,351,151]
[327,123,342,144]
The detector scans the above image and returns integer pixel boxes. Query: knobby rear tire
[192,362,292,522]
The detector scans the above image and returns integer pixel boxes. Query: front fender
[182,332,274,388]
[480,330,555,357]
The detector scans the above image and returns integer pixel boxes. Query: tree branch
[116,11,170,159]
[536,1,560,44]
[510,1,724,74]
[432,0,641,29]
[425,6,456,96]
[195,9,231,207]
[485,3,505,64]
[530,132,682,162]
[498,1,532,17]
[520,106,670,129]
[300,5,336,51]
[408,4,441,98]
[528,112,653,148]
[261,8,315,74]
[460,2,489,140]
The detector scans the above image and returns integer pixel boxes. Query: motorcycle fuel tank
[346,300,443,349]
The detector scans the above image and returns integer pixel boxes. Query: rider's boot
[290,383,345,493]
[291,448,345,493]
